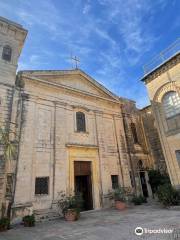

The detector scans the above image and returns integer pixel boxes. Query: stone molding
[153,81,180,102]
[66,143,98,149]
[142,53,180,84]
[20,73,121,104]
[0,16,27,43]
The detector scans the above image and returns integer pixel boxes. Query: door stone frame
[67,146,101,209]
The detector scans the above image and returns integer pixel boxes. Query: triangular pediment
[21,69,119,101]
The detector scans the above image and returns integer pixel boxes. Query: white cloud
[83,0,91,14]
[1,0,172,108]
[97,0,157,63]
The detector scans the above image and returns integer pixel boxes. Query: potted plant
[131,195,147,205]
[57,191,83,221]
[156,184,180,207]
[0,217,10,232]
[113,187,126,210]
[22,214,35,227]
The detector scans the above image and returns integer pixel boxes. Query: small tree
[148,169,170,195]
[0,126,17,218]
[0,127,17,162]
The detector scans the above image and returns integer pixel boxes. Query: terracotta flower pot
[0,225,8,232]
[64,209,79,221]
[23,221,35,227]
[115,201,126,210]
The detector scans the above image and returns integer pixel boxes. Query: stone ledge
[66,143,98,149]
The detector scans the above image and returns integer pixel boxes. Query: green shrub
[131,195,147,205]
[139,195,147,203]
[113,187,126,202]
[156,184,180,207]
[57,191,84,215]
[0,217,10,231]
[148,170,170,194]
[22,214,35,227]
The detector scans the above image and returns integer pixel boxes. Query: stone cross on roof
[71,55,80,69]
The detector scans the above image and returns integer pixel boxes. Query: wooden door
[74,161,93,210]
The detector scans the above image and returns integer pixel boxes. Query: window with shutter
[35,177,49,195]
[111,175,119,189]
[2,45,12,61]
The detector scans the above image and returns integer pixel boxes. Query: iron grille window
[131,123,139,144]
[35,177,49,195]
[111,175,119,189]
[2,45,12,61]
[76,112,86,132]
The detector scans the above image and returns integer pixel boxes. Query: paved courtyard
[0,205,179,240]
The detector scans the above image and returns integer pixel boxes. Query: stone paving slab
[0,205,179,240]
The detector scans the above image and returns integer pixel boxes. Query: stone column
[53,102,68,202]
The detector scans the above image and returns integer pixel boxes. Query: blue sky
[0,0,179,108]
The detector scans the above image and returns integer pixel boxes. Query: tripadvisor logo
[135,226,174,236]
[135,227,143,236]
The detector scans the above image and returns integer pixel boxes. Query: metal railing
[143,38,180,75]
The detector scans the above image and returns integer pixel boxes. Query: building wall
[0,17,27,216]
[140,106,166,172]
[143,53,180,187]
[12,71,132,221]
[121,99,155,196]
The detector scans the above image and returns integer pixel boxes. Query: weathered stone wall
[121,99,158,196]
[12,71,132,218]
[140,106,166,172]
[143,53,180,187]
[0,16,27,217]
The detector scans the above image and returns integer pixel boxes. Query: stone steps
[34,208,60,222]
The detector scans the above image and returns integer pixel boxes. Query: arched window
[137,160,144,170]
[162,91,180,118]
[131,122,138,144]
[162,91,180,130]
[2,45,12,61]
[76,112,86,132]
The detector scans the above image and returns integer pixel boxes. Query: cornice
[22,74,121,104]
[18,69,119,101]
[66,143,98,149]
[141,52,180,84]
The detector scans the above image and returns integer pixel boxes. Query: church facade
[0,17,168,222]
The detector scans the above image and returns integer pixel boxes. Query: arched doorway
[137,160,149,198]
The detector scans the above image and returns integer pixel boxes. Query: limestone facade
[0,16,27,216]
[121,99,166,197]
[142,51,180,188]
[12,70,132,219]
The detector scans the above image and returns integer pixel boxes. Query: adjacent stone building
[141,40,180,188]
[0,16,27,217]
[0,16,171,222]
[120,99,166,198]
